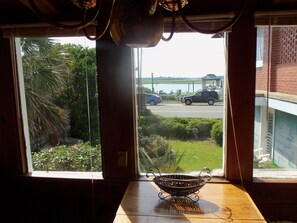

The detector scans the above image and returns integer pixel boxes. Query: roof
[202,74,221,81]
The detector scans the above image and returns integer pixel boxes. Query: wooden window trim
[225,2,256,182]
[3,11,257,182]
[3,1,297,183]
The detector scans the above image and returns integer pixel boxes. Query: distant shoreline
[139,77,202,85]
[138,76,223,85]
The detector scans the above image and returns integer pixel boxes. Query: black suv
[182,90,220,105]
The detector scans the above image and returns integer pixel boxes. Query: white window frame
[256,27,264,68]
[15,38,33,173]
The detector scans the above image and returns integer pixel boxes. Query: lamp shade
[110,0,164,47]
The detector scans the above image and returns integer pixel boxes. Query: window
[134,33,226,176]
[254,26,297,178]
[16,37,101,175]
[256,27,264,67]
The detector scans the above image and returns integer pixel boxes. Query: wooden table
[114,181,266,222]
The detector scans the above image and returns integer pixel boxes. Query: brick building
[254,26,297,169]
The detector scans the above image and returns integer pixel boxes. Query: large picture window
[16,37,101,174]
[134,33,226,176]
[254,26,297,178]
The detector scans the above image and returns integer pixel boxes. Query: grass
[168,139,223,173]
[255,160,280,169]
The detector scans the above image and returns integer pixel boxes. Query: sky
[141,33,226,78]
[52,33,226,78]
[51,36,96,48]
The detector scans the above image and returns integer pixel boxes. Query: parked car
[146,93,162,105]
[181,90,220,105]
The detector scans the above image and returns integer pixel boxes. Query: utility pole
[151,72,154,93]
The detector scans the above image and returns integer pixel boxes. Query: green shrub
[138,134,185,173]
[32,142,102,171]
[138,114,161,136]
[155,121,172,137]
[211,120,223,146]
[138,115,220,140]
[155,118,188,139]
[170,122,188,139]
[187,118,217,139]
[139,134,168,157]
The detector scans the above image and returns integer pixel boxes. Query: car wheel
[150,100,156,105]
[185,99,192,105]
[208,99,214,105]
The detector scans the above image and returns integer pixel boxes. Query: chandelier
[27,0,244,47]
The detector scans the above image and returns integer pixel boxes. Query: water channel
[143,83,203,94]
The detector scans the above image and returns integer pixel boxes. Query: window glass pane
[16,37,101,173]
[254,26,297,178]
[134,33,226,176]
[256,27,264,67]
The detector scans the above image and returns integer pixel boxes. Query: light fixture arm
[176,0,245,34]
[25,0,246,44]
[83,0,116,40]
[161,10,176,41]
[27,0,100,30]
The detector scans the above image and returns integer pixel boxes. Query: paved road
[147,103,224,118]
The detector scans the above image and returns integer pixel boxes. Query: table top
[114,180,266,223]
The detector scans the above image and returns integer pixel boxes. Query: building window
[256,27,264,68]
[254,26,297,178]
[134,33,226,176]
[16,37,101,175]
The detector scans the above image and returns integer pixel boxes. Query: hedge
[139,114,222,141]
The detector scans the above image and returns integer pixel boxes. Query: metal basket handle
[198,167,212,181]
[145,166,161,178]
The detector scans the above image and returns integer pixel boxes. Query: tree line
[21,38,99,151]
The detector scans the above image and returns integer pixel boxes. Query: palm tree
[21,38,71,149]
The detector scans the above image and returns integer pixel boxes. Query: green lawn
[169,140,223,173]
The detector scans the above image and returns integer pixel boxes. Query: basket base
[158,190,200,203]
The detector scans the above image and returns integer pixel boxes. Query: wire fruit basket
[146,167,211,202]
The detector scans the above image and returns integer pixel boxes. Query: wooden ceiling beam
[19,0,62,16]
